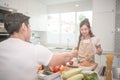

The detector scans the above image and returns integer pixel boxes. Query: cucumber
[62,68,82,79]
[43,71,53,75]
[67,74,84,80]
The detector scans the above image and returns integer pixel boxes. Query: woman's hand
[71,49,78,57]
[96,45,102,55]
[78,54,86,58]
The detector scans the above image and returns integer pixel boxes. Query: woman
[77,18,102,63]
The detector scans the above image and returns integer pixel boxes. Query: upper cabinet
[93,0,116,13]
[0,0,47,31]
[92,0,116,52]
[29,4,47,31]
[0,0,9,7]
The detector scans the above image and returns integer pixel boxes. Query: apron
[78,38,96,63]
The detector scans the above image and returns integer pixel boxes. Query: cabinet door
[115,0,120,52]
[0,0,5,7]
[93,0,116,13]
[115,15,120,52]
[116,0,120,13]
[93,12,115,52]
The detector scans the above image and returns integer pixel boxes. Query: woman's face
[80,24,90,37]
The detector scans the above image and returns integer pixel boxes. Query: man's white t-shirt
[0,38,53,80]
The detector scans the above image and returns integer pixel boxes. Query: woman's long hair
[77,18,94,50]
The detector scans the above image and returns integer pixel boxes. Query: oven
[0,7,13,42]
[0,23,9,42]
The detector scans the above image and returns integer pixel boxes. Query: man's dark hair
[4,13,30,35]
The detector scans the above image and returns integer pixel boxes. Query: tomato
[54,65,61,72]
[54,67,58,72]
[63,63,66,66]
[60,66,64,71]
[38,65,43,70]
[69,61,74,65]
[49,65,64,73]
[49,66,55,72]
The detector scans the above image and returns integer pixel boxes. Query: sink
[65,48,72,50]
[54,47,63,49]
[53,47,72,50]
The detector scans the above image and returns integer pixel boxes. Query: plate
[79,63,98,71]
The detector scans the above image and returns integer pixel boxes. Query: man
[0,13,78,80]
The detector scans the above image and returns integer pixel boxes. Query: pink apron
[78,38,96,62]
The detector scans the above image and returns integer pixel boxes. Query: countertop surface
[47,46,120,55]
[100,76,118,80]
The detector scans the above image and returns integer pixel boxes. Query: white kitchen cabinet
[92,12,115,52]
[0,0,9,7]
[92,0,116,52]
[93,0,116,13]
[0,0,47,31]
[30,5,47,31]
[10,0,47,31]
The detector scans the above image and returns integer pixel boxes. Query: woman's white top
[81,36,101,53]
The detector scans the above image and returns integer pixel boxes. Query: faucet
[67,38,70,49]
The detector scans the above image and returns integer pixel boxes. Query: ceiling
[39,0,83,5]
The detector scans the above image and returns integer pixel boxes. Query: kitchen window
[47,11,92,47]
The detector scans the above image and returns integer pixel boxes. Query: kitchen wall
[47,0,92,13]
[30,31,47,45]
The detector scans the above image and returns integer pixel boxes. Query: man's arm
[48,50,78,66]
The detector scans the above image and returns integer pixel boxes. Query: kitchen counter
[47,46,120,55]
[100,76,117,80]
[47,47,72,53]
